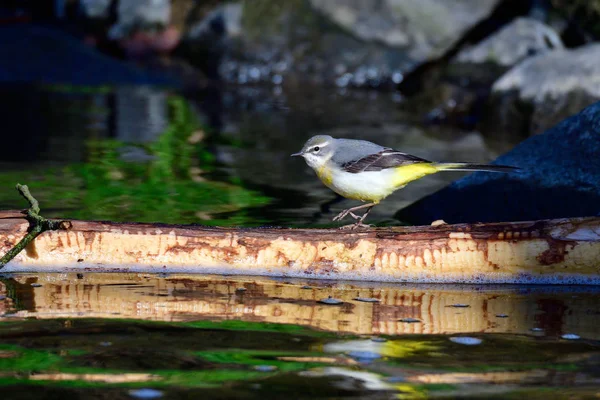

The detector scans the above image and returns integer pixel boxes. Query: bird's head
[291,135,335,169]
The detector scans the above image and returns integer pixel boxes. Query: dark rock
[482,43,600,137]
[550,0,600,43]
[0,24,179,86]
[397,101,600,224]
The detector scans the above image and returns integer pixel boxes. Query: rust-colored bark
[0,210,599,284]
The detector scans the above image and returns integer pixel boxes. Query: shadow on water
[1,273,600,399]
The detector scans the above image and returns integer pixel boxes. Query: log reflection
[1,273,599,338]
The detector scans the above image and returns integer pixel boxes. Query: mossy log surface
[0,210,599,284]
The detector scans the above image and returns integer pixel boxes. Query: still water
[0,84,518,226]
[1,273,600,399]
[0,83,594,398]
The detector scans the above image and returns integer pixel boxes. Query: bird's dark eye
[313,146,320,152]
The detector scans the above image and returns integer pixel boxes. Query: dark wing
[341,149,430,173]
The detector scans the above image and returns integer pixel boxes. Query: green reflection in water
[0,95,271,226]
[196,350,326,372]
[0,318,599,398]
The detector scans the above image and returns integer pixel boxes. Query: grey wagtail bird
[292,135,519,229]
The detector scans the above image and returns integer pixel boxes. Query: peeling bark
[0,211,599,284]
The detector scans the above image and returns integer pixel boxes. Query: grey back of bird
[330,138,388,165]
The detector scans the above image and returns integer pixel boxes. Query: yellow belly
[316,163,439,202]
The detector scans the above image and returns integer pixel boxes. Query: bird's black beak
[290,152,303,157]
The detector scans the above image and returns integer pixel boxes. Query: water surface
[0,80,590,399]
[1,273,599,399]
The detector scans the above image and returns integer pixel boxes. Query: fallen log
[0,210,599,284]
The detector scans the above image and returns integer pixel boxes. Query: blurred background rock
[0,0,598,226]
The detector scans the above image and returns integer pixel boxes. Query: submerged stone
[347,351,382,362]
[450,337,483,346]
[399,318,421,323]
[128,388,164,399]
[371,337,387,343]
[354,297,380,303]
[318,297,344,305]
[561,333,581,340]
[253,365,278,372]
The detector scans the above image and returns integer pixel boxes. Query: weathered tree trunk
[0,210,599,284]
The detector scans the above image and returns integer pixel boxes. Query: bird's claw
[339,222,372,230]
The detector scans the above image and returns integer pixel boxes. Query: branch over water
[0,184,71,268]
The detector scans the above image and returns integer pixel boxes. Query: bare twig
[0,184,71,268]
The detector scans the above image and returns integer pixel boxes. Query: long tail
[433,163,520,173]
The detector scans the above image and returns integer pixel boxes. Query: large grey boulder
[396,101,600,224]
[310,0,501,62]
[483,43,600,137]
[185,0,502,88]
[454,17,563,67]
[422,18,563,129]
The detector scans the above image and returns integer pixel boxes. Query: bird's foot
[338,222,372,230]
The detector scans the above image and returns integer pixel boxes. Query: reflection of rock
[483,44,600,137]
[7,273,600,339]
[184,0,502,88]
[454,17,562,67]
[398,101,600,224]
[114,87,168,143]
[0,281,11,316]
[114,87,169,162]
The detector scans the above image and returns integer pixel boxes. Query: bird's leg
[339,205,375,230]
[333,202,375,222]
[357,205,374,224]
[333,202,377,228]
